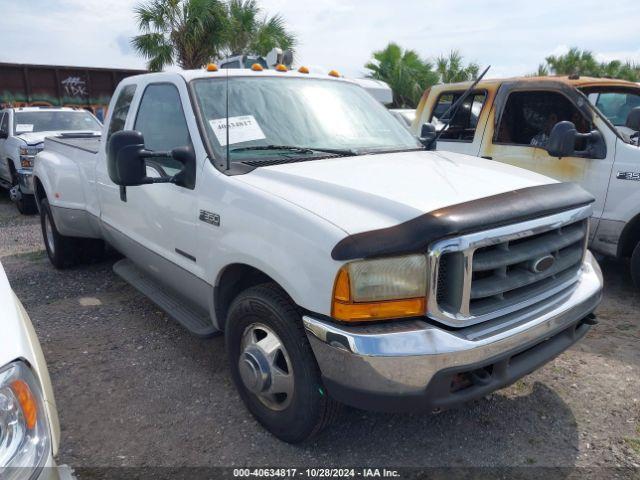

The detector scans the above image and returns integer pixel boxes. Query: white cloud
[2,0,639,78]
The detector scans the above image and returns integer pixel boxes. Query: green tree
[365,43,438,108]
[538,47,640,81]
[132,0,228,71]
[544,47,602,77]
[132,0,296,72]
[225,0,296,57]
[435,51,479,83]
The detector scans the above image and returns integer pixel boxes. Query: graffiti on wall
[61,76,88,97]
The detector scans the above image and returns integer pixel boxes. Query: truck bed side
[33,135,103,239]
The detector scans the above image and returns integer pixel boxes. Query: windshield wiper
[230,145,357,156]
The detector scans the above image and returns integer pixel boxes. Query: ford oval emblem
[532,254,555,273]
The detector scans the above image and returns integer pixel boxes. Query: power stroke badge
[199,210,220,226]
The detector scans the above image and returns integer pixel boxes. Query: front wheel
[225,283,340,443]
[15,193,37,215]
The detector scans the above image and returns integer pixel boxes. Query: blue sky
[1,0,639,79]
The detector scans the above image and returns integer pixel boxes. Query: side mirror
[420,123,437,150]
[626,106,640,131]
[547,121,607,159]
[547,121,577,158]
[107,130,148,186]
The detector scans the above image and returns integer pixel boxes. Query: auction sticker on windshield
[209,115,266,146]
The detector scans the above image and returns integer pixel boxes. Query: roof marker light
[251,63,264,71]
[275,64,288,72]
[328,69,341,78]
[298,66,310,74]
[206,63,218,72]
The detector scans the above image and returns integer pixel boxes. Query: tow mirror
[626,106,640,131]
[107,130,194,188]
[547,121,577,158]
[420,123,437,150]
[107,130,148,186]
[547,121,607,160]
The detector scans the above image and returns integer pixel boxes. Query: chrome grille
[427,205,591,328]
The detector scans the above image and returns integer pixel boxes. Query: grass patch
[624,437,640,455]
[15,250,46,262]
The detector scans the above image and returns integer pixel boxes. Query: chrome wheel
[44,213,55,255]
[239,323,294,411]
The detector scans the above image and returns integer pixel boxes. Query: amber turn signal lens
[251,63,264,71]
[275,64,288,72]
[331,265,427,322]
[298,66,310,74]
[11,379,37,430]
[206,63,218,72]
[328,69,341,78]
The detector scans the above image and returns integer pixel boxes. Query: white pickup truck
[33,68,603,443]
[0,107,101,214]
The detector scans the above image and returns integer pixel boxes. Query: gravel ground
[1,190,639,476]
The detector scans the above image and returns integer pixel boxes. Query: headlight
[331,254,428,322]
[0,362,51,480]
[19,147,42,169]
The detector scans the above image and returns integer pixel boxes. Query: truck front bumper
[304,252,603,413]
[16,168,34,195]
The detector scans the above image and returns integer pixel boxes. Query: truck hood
[16,130,99,146]
[237,150,558,235]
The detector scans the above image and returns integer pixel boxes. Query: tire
[16,194,37,215]
[40,198,78,269]
[225,283,340,443]
[631,242,640,289]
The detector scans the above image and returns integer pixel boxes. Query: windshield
[13,110,101,135]
[584,89,640,127]
[192,76,421,166]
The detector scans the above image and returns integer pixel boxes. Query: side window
[0,113,8,135]
[106,84,136,145]
[134,83,192,176]
[430,91,486,141]
[495,91,592,147]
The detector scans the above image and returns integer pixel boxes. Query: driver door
[481,83,615,227]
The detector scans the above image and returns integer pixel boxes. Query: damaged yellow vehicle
[414,75,640,285]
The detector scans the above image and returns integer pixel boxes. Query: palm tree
[365,43,438,108]
[225,0,296,57]
[435,51,479,83]
[132,0,228,71]
[131,0,296,72]
[544,47,600,77]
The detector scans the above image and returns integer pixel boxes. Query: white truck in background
[33,68,602,443]
[0,107,101,214]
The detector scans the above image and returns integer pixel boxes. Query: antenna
[434,65,491,144]
[225,69,230,170]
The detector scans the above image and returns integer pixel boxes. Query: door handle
[481,156,493,160]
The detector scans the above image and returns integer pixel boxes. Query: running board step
[113,259,217,337]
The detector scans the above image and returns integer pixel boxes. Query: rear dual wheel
[40,198,105,269]
[225,284,340,443]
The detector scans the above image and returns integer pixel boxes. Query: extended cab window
[496,91,592,147]
[430,91,486,141]
[107,84,136,144]
[134,83,192,176]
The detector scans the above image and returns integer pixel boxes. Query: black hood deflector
[331,182,594,261]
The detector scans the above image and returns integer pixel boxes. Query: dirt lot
[1,191,639,476]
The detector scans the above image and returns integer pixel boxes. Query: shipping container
[0,62,146,121]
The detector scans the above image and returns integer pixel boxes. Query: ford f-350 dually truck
[32,67,603,443]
